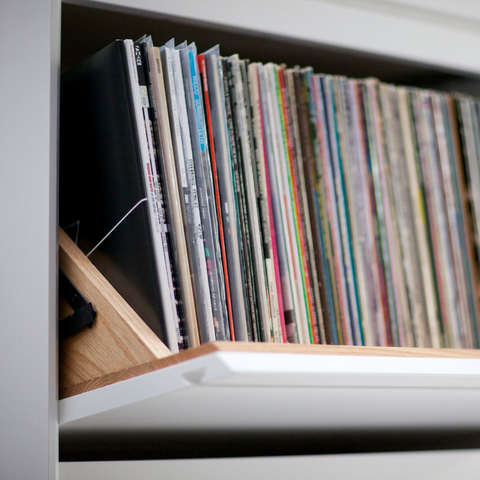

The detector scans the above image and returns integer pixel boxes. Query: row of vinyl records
[60,35,480,353]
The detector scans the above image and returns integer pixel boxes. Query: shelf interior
[58,0,480,463]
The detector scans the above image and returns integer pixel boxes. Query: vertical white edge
[0,0,60,478]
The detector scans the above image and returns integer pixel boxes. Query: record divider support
[59,227,172,397]
[58,227,480,400]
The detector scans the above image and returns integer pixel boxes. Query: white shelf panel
[68,0,480,75]
[344,0,480,25]
[59,449,480,480]
[60,351,480,437]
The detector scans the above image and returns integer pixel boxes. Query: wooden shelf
[61,339,480,398]
[58,227,480,437]
[59,344,480,443]
[59,226,480,411]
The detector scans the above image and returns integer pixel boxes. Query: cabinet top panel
[66,0,480,75]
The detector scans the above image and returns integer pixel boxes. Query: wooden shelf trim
[58,228,480,400]
[60,340,480,399]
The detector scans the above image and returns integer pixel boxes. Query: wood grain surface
[59,228,172,394]
[60,340,480,398]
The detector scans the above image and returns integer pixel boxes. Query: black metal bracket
[59,270,96,341]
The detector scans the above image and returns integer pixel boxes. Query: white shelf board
[59,449,480,480]
[60,351,480,437]
[68,0,480,75]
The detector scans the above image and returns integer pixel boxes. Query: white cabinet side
[0,0,60,478]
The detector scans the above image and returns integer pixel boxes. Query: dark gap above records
[61,3,480,94]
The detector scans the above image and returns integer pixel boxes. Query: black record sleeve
[59,40,167,343]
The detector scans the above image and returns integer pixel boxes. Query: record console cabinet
[5,0,480,478]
